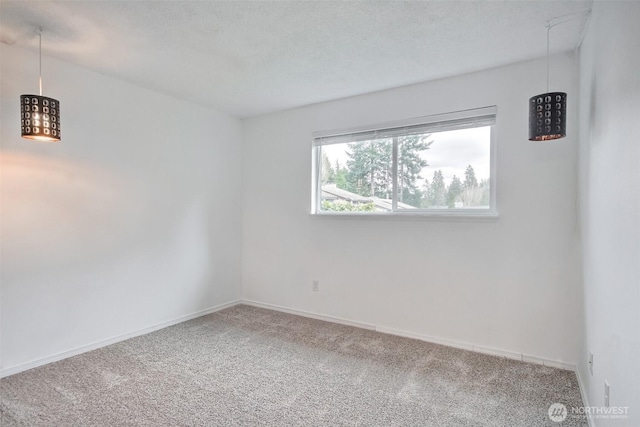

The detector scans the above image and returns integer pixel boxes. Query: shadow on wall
[0,151,144,279]
[1,150,224,294]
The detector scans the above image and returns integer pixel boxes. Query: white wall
[0,44,243,372]
[578,2,640,425]
[242,54,582,365]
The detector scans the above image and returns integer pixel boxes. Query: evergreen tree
[460,165,489,207]
[420,178,431,208]
[463,164,478,189]
[343,135,432,202]
[321,152,335,184]
[346,139,393,197]
[334,160,348,190]
[427,170,446,207]
[397,135,431,205]
[479,178,490,206]
[446,175,462,208]
[461,169,483,207]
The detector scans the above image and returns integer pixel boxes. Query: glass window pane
[313,109,495,215]
[397,126,491,209]
[319,139,393,212]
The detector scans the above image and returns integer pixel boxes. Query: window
[312,106,496,216]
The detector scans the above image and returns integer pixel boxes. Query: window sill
[310,210,500,222]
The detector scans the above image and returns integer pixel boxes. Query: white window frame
[311,106,498,218]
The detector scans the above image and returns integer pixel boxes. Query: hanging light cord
[545,22,562,93]
[546,24,550,93]
[38,27,43,96]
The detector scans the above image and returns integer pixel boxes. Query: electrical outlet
[312,280,319,292]
[589,352,594,375]
[604,381,610,407]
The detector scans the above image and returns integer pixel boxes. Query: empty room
[0,1,638,426]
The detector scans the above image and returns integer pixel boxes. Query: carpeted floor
[1,305,586,426]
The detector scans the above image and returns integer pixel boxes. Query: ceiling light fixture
[528,22,566,141]
[21,27,61,142]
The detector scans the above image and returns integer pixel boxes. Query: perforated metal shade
[528,92,566,141]
[20,95,61,142]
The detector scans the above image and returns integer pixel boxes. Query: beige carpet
[1,305,586,426]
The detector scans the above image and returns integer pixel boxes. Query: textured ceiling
[1,1,592,118]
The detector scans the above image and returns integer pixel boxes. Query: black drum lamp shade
[529,92,566,141]
[21,95,60,141]
[21,28,61,142]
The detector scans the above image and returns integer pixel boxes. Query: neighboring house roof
[373,198,417,210]
[321,185,373,203]
[321,184,416,211]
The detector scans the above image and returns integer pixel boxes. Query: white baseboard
[0,300,241,378]
[242,299,576,371]
[242,300,376,331]
[375,324,473,352]
[575,365,595,427]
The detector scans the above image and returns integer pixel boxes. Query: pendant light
[529,24,566,141]
[20,28,61,142]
